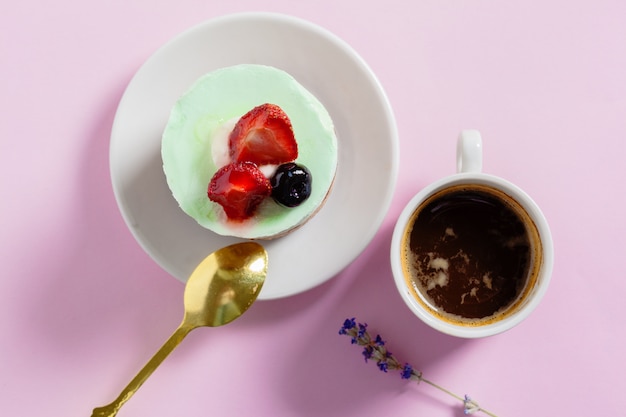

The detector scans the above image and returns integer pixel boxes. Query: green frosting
[162,64,338,238]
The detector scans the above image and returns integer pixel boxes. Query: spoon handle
[91,324,194,417]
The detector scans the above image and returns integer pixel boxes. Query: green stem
[420,377,499,417]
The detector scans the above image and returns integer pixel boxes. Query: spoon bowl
[91,242,267,417]
[183,241,267,327]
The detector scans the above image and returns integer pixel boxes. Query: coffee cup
[391,130,553,338]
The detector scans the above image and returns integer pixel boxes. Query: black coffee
[402,184,538,325]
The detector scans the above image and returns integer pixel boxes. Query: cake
[161,64,338,239]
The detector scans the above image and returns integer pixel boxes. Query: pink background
[2,1,625,416]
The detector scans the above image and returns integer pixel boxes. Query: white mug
[391,130,553,338]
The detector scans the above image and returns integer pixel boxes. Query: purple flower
[463,395,481,415]
[339,318,356,335]
[357,323,368,339]
[362,345,374,362]
[339,319,498,417]
[401,363,413,380]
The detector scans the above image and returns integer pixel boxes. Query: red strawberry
[229,103,298,165]
[207,162,272,221]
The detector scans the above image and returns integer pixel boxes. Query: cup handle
[456,130,483,173]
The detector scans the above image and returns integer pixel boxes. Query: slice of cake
[162,64,338,239]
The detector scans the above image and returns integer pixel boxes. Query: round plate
[110,12,398,299]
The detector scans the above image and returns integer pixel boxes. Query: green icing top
[161,64,338,239]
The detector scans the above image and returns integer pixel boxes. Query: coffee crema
[401,184,542,326]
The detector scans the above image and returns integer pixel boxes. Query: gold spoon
[91,242,268,417]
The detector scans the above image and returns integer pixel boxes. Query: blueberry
[270,163,312,207]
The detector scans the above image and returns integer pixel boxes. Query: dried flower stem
[339,318,499,417]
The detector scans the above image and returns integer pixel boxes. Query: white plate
[110,13,398,299]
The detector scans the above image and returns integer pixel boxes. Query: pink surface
[1,1,624,416]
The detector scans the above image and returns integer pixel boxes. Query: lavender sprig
[339,318,499,417]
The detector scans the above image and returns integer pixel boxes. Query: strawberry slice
[229,103,298,165]
[207,162,272,221]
